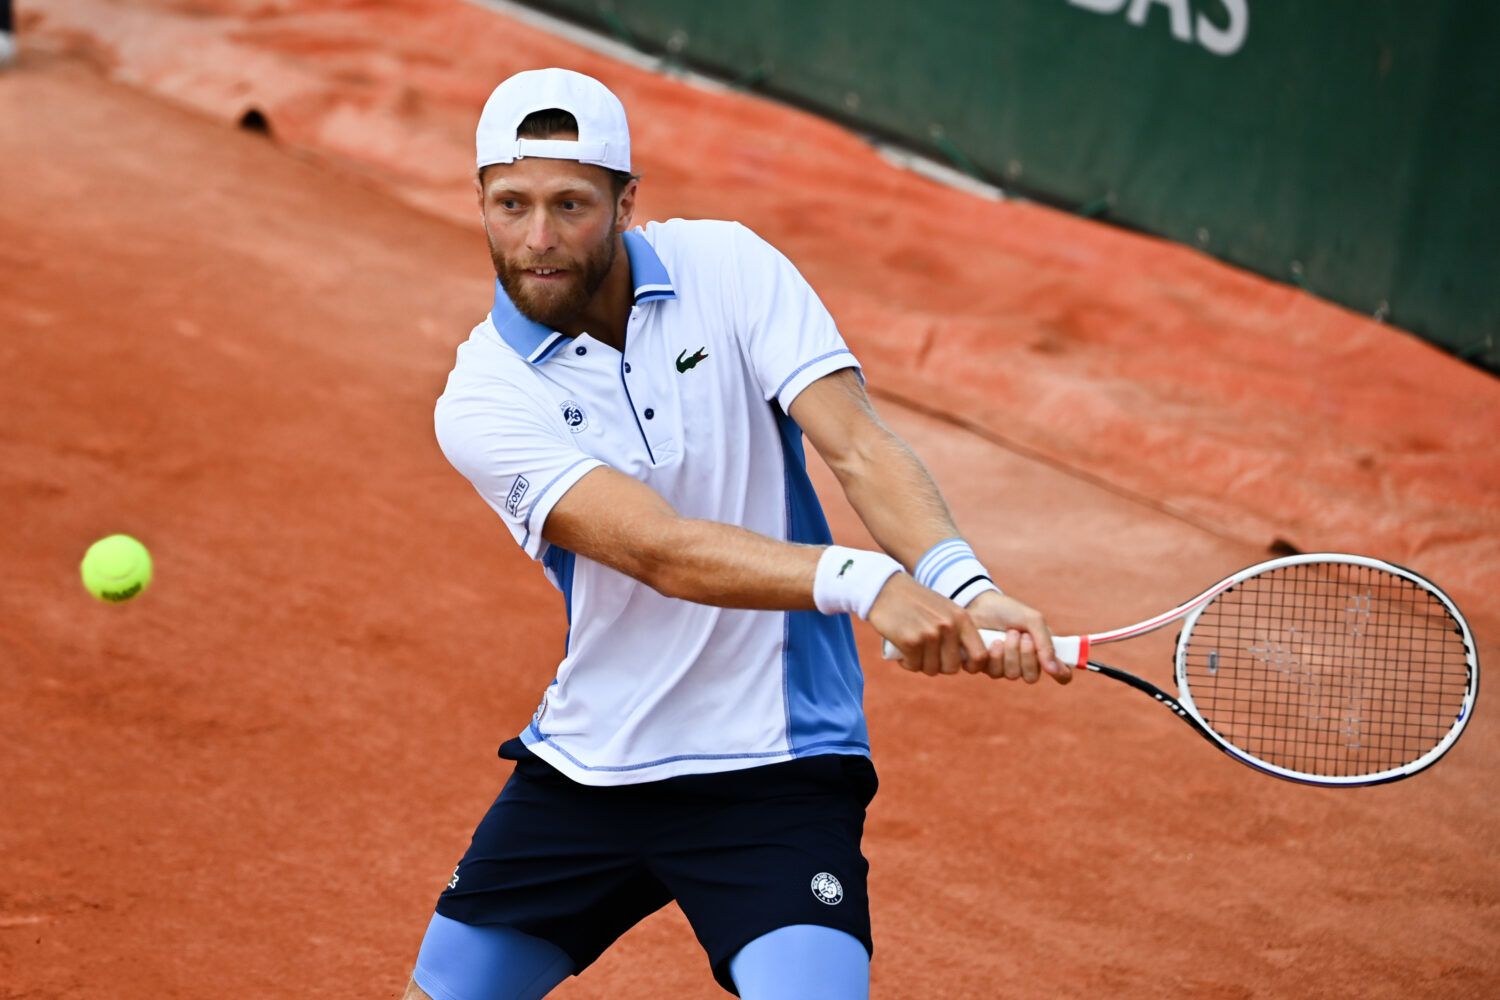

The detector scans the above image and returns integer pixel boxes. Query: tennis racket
[882,553,1479,786]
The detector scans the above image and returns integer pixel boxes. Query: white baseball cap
[475,68,631,174]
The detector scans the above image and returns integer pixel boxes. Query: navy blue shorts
[436,741,878,994]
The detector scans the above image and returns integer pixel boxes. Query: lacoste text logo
[675,347,708,373]
[837,559,854,577]
[506,476,530,517]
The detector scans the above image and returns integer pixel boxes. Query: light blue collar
[490,229,676,364]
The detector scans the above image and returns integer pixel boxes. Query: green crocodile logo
[675,347,709,373]
[837,559,854,577]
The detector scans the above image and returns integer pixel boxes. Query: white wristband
[914,538,1001,607]
[814,546,903,620]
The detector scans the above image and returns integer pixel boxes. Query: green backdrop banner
[522,0,1498,369]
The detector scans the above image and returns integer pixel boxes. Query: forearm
[648,518,822,610]
[542,467,825,610]
[829,427,963,572]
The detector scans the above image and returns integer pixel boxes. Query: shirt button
[623,362,632,373]
[643,408,655,420]
[575,345,587,356]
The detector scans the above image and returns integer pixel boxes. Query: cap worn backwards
[475,68,631,174]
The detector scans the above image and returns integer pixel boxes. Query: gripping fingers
[1021,615,1072,685]
[958,619,989,674]
[981,633,1005,679]
[893,642,923,673]
[940,624,963,675]
[1019,632,1040,683]
[911,621,971,676]
[881,628,1077,684]
[921,632,942,676]
[1002,630,1023,680]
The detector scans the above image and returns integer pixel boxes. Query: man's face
[477,150,630,329]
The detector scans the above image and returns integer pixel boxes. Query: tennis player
[406,68,1070,1000]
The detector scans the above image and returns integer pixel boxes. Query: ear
[614,177,639,234]
[473,173,485,209]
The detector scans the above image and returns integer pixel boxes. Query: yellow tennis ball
[80,534,153,603]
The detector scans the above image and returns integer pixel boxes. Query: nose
[525,209,557,257]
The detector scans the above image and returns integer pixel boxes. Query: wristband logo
[838,559,854,577]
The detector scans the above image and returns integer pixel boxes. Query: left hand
[964,591,1072,684]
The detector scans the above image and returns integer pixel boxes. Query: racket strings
[1180,562,1471,778]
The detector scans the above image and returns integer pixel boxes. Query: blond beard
[490,217,618,329]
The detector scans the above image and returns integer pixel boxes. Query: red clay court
[3,2,1497,997]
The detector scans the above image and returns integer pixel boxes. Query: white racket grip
[881,631,1087,666]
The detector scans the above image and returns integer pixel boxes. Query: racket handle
[881,631,1087,666]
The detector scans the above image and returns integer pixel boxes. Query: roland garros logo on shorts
[810,872,843,905]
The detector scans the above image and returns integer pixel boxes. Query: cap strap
[504,138,611,164]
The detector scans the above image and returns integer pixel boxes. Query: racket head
[1172,553,1478,787]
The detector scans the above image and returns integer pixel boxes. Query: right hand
[867,574,990,677]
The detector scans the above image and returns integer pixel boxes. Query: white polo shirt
[435,219,865,786]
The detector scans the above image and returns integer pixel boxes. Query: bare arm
[788,370,960,569]
[542,452,968,654]
[542,465,821,609]
[539,370,1063,681]
[791,369,1068,683]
